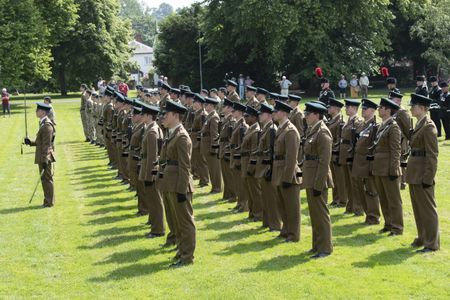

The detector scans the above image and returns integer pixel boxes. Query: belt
[132,155,140,161]
[233,154,241,159]
[250,159,257,165]
[224,153,231,157]
[341,139,351,145]
[305,155,319,161]
[411,149,426,157]
[273,155,284,160]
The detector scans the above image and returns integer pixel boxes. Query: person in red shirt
[118,80,129,96]
[2,88,10,117]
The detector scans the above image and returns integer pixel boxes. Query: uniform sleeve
[314,130,332,191]
[40,124,53,163]
[398,112,412,140]
[210,116,219,142]
[176,135,192,194]
[389,125,402,176]
[281,129,300,183]
[423,123,439,185]
[144,130,158,182]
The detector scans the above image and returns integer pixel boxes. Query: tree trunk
[59,63,67,96]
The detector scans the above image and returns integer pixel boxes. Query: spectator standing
[118,80,129,96]
[279,75,292,96]
[359,72,370,98]
[350,75,359,98]
[338,75,348,99]
[244,76,254,87]
[238,74,245,99]
[97,78,106,96]
[157,75,164,88]
[2,88,10,117]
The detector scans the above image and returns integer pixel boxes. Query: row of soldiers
[81,76,441,265]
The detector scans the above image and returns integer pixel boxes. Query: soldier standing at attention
[230,102,249,212]
[218,98,237,202]
[326,98,345,207]
[127,103,144,193]
[339,99,364,215]
[200,97,222,194]
[139,103,165,239]
[389,91,412,190]
[103,87,116,168]
[43,96,56,125]
[302,101,333,258]
[255,103,281,231]
[191,94,209,187]
[24,103,56,208]
[159,82,171,109]
[271,100,302,243]
[80,84,90,142]
[245,86,259,108]
[415,75,429,97]
[386,76,400,94]
[351,99,381,225]
[406,94,440,253]
[256,88,269,107]
[428,76,442,137]
[287,94,305,165]
[318,78,336,106]
[241,106,262,221]
[372,98,403,236]
[158,100,196,267]
[226,80,240,102]
[85,92,96,144]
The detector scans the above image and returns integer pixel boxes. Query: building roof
[129,40,153,55]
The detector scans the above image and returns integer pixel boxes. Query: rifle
[21,88,28,155]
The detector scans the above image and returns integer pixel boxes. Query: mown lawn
[0,91,449,299]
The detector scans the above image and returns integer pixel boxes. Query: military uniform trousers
[162,191,178,246]
[275,184,301,242]
[409,184,440,250]
[329,161,340,204]
[128,157,139,189]
[165,192,196,263]
[353,176,380,224]
[137,180,149,214]
[306,188,333,254]
[343,164,363,214]
[245,176,262,220]
[374,176,404,234]
[87,114,96,142]
[430,109,442,137]
[39,163,55,206]
[144,182,165,235]
[259,178,281,230]
[205,153,222,192]
[80,110,89,139]
[192,148,209,185]
[332,163,347,206]
[232,166,249,211]
[221,157,236,200]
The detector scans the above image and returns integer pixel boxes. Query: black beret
[233,101,246,112]
[256,87,269,95]
[124,97,134,105]
[429,76,438,82]
[344,99,361,107]
[328,98,344,108]
[439,81,448,88]
[379,97,400,110]
[305,101,327,114]
[36,102,51,111]
[170,88,181,95]
[161,82,171,91]
[409,93,432,107]
[133,99,144,108]
[210,88,218,93]
[244,106,258,117]
[273,100,292,113]
[163,100,187,114]
[193,93,205,103]
[141,103,160,115]
[114,91,125,102]
[201,89,209,94]
[389,91,403,99]
[386,77,397,84]
[133,106,142,115]
[219,87,227,93]
[226,80,238,87]
[361,98,378,110]
[104,88,114,96]
[246,85,257,92]
[223,98,234,107]
[278,94,289,102]
[184,91,195,98]
[268,92,280,100]
[416,75,426,81]
[259,103,275,114]
[205,97,219,105]
[288,94,302,102]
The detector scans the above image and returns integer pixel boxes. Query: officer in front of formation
[271,100,302,243]
[302,101,333,258]
[158,100,196,267]
[428,76,442,137]
[318,77,336,106]
[406,93,440,253]
[24,103,56,208]
[386,77,400,94]
[372,98,403,236]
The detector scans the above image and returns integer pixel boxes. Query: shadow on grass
[84,213,137,225]
[352,247,416,268]
[88,261,168,282]
[331,220,366,237]
[78,234,143,249]
[334,232,384,247]
[94,248,161,265]
[87,204,136,215]
[241,253,310,272]
[203,218,246,231]
[91,225,146,237]
[195,209,233,220]
[215,239,280,256]
[192,198,224,210]
[86,196,134,206]
[205,226,266,242]
[0,205,45,214]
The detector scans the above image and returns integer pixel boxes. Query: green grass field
[0,91,449,299]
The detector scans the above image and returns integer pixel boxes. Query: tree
[0,0,53,88]
[52,0,133,95]
[151,3,174,20]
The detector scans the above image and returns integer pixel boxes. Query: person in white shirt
[338,75,348,99]
[359,72,370,98]
[279,75,292,96]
